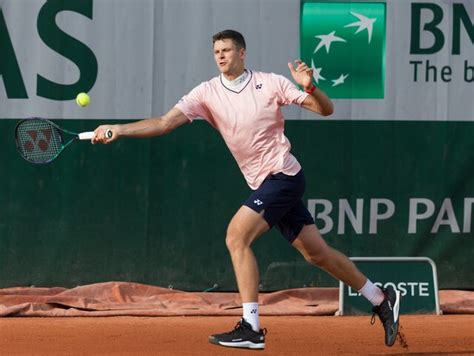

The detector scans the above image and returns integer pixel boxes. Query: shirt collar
[220,69,250,92]
[220,69,252,93]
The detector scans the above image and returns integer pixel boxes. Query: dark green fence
[1,119,473,290]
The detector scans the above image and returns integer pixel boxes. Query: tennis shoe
[209,318,266,349]
[371,285,401,347]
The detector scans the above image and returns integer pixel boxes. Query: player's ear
[239,47,246,60]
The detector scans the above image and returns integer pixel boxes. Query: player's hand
[92,125,118,144]
[288,60,314,91]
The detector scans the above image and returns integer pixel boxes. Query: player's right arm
[92,107,189,144]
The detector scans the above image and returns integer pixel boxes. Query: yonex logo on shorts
[254,199,263,206]
[250,309,257,314]
[255,84,262,89]
[300,2,386,98]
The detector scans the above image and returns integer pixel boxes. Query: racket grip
[78,131,94,140]
[105,129,113,139]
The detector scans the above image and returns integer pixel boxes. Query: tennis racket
[15,117,112,164]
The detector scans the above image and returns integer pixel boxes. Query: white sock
[358,279,385,306]
[242,302,260,332]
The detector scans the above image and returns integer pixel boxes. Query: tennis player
[92,29,400,350]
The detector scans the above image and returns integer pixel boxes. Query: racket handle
[78,131,94,140]
[78,130,112,140]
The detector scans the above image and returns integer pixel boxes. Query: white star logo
[311,59,326,84]
[344,11,377,43]
[313,31,346,54]
[331,73,349,87]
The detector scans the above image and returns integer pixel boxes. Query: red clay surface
[0,315,473,355]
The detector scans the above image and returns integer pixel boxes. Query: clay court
[1,315,473,355]
[1,283,473,354]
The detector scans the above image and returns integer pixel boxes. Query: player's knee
[305,250,330,268]
[225,233,247,252]
[225,226,251,252]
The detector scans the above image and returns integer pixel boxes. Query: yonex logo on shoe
[255,84,262,89]
[300,2,386,98]
[254,199,263,206]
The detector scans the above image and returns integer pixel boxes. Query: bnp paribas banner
[1,0,473,121]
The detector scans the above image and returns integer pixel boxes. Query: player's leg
[291,222,401,346]
[226,205,269,305]
[209,171,308,349]
[291,224,367,289]
[209,205,269,349]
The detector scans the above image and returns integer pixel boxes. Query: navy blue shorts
[243,170,315,243]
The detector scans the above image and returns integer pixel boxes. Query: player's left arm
[288,60,334,116]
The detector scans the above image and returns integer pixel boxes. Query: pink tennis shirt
[175,70,309,190]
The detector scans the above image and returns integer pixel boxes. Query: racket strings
[16,119,63,163]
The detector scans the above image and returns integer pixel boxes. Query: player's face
[213,39,245,79]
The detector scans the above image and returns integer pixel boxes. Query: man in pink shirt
[93,30,400,350]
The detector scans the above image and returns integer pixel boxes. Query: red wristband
[305,85,316,94]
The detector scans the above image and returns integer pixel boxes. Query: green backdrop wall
[1,119,472,290]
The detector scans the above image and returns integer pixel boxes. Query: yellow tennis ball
[76,92,90,107]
